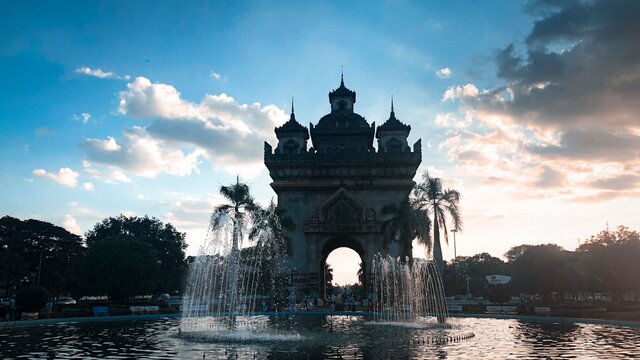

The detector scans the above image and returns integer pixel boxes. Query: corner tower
[264,76,422,297]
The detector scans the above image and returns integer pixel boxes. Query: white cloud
[434,112,472,129]
[32,167,79,188]
[81,76,287,178]
[83,127,204,177]
[442,84,479,101]
[84,167,132,184]
[75,67,113,78]
[75,66,130,80]
[61,214,82,235]
[210,71,226,82]
[87,136,121,152]
[67,201,100,217]
[73,112,92,124]
[82,182,94,191]
[436,67,452,78]
[163,193,226,232]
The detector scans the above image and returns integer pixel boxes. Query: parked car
[153,293,171,302]
[56,297,76,305]
[0,298,13,306]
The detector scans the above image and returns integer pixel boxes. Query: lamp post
[451,229,458,260]
[37,247,44,287]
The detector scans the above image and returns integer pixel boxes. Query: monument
[264,75,422,297]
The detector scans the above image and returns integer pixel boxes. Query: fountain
[178,177,465,345]
[180,203,463,344]
[369,254,449,326]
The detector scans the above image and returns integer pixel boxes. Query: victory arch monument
[264,76,422,296]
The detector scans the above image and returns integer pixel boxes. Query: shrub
[16,286,50,311]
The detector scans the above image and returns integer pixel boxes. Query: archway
[319,237,366,300]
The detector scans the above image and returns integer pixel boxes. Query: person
[44,301,52,319]
[346,294,355,311]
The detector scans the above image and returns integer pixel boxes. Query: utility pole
[466,275,471,300]
[37,247,44,287]
[451,229,458,260]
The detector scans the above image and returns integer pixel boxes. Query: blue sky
[2,1,639,284]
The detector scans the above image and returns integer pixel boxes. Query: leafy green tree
[16,286,50,311]
[381,196,431,264]
[249,199,294,257]
[0,247,29,294]
[577,226,640,300]
[211,176,261,315]
[82,239,159,301]
[412,172,462,273]
[507,244,580,300]
[323,263,334,297]
[0,216,85,297]
[83,215,187,296]
[357,261,366,287]
[443,253,506,297]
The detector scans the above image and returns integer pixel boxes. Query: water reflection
[1,316,639,359]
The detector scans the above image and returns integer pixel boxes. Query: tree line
[442,226,640,302]
[0,214,188,302]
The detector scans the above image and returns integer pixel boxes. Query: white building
[486,274,511,285]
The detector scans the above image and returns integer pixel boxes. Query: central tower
[264,76,422,297]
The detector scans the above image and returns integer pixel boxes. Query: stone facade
[264,77,421,296]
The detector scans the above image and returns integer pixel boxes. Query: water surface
[1,315,639,359]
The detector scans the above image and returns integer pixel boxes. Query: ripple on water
[1,316,640,359]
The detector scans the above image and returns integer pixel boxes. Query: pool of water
[1,315,639,359]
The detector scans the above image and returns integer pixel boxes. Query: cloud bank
[439,0,640,202]
[82,76,287,178]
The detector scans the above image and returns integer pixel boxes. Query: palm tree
[323,262,334,298]
[412,172,462,273]
[357,261,366,286]
[380,196,432,265]
[249,199,295,258]
[211,176,259,320]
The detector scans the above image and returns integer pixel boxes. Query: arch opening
[320,237,367,300]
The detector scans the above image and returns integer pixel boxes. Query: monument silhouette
[264,75,422,297]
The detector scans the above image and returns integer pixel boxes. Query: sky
[2,0,639,285]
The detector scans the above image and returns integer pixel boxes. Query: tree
[83,215,187,297]
[507,244,579,299]
[576,226,640,300]
[210,176,260,316]
[324,263,334,297]
[443,253,506,297]
[0,247,29,295]
[412,172,462,273]
[15,286,50,312]
[380,196,431,264]
[82,239,159,301]
[0,216,85,297]
[357,262,366,286]
[249,199,294,257]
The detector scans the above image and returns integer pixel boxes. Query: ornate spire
[376,96,411,137]
[291,97,295,120]
[390,95,395,118]
[329,68,356,105]
[275,96,309,140]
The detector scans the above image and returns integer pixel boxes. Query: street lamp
[37,247,44,287]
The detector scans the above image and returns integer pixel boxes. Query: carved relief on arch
[319,188,365,222]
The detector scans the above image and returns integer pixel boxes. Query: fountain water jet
[180,188,294,339]
[369,254,449,326]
